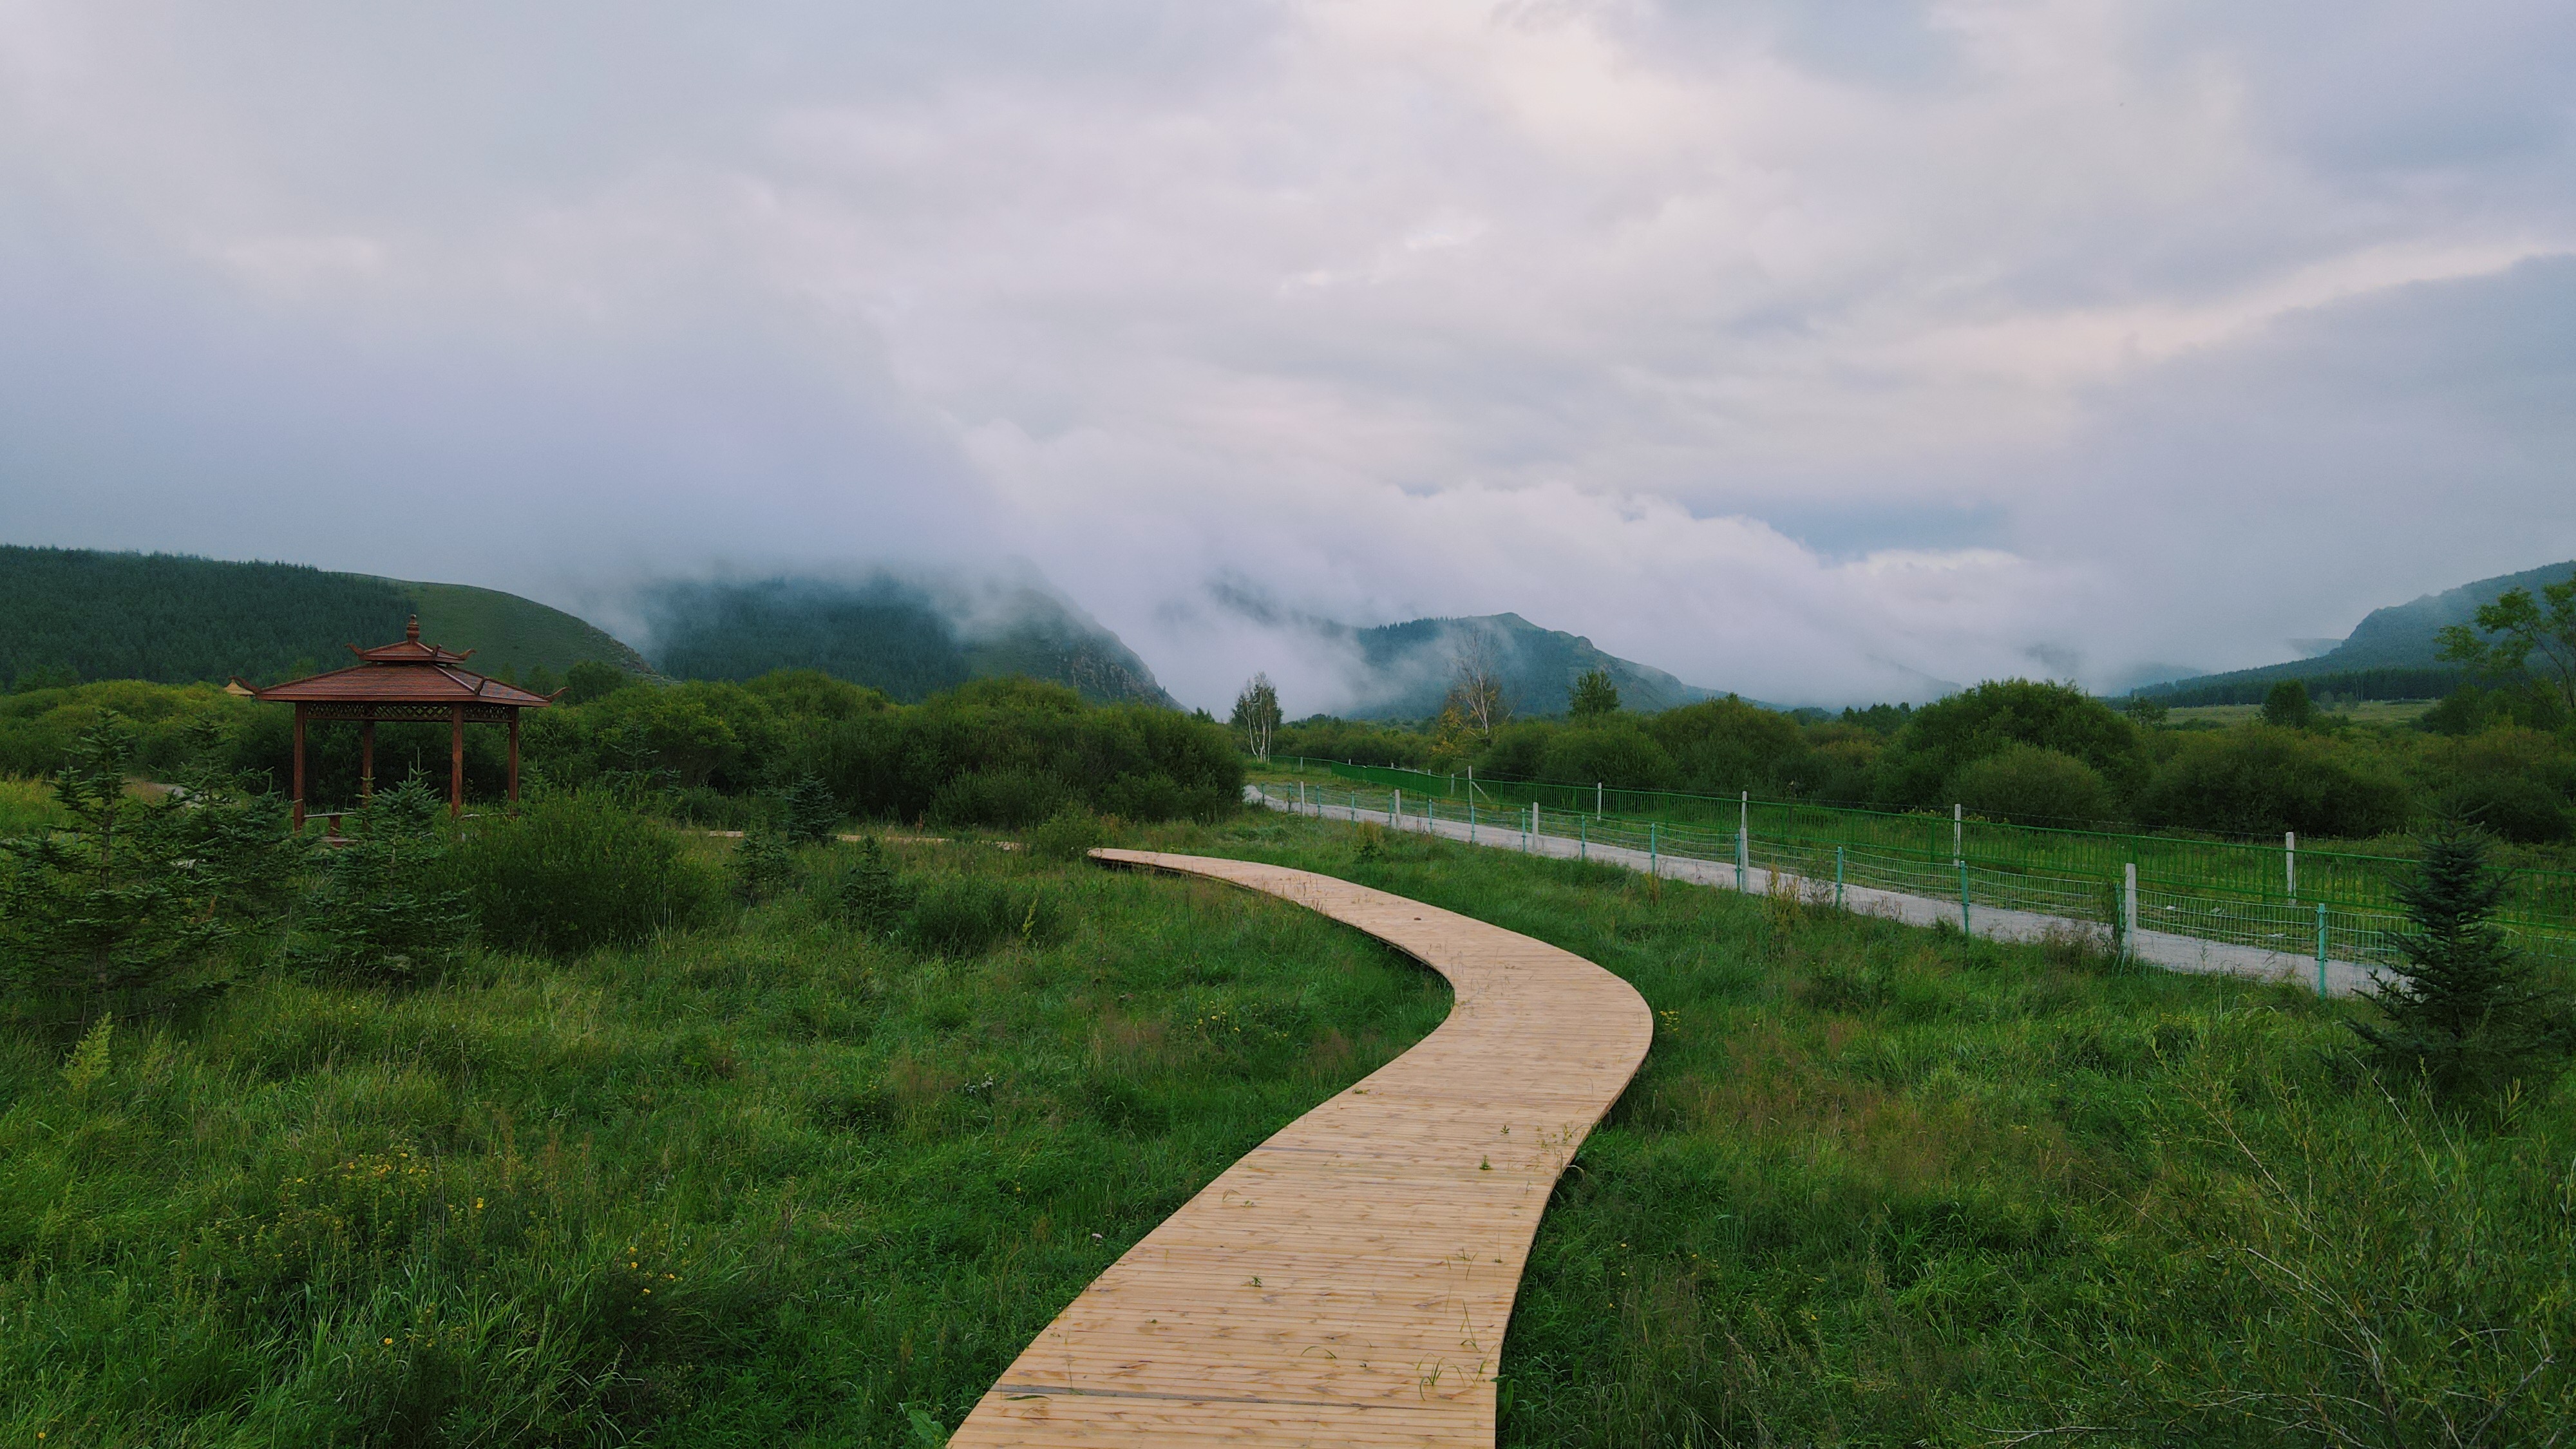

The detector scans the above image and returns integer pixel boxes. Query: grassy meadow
[0,829,1449,1445]
[6,804,2572,1444]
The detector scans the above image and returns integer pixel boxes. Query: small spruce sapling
[837,837,909,935]
[733,824,796,903]
[0,717,227,1002]
[2351,819,2573,1101]
[782,773,840,846]
[292,777,469,984]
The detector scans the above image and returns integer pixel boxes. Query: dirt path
[949,849,1654,1448]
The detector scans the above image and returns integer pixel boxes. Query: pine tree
[0,717,227,1001]
[2351,820,2573,1099]
[290,778,468,984]
[733,824,796,903]
[837,836,907,934]
[782,773,841,845]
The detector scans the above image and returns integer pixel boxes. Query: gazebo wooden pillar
[245,617,556,829]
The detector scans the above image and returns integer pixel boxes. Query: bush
[1871,679,2144,808]
[1029,804,1106,862]
[2262,679,2315,729]
[2139,725,2412,838]
[928,768,1071,829]
[449,792,719,957]
[1946,744,2114,826]
[898,876,1071,958]
[2440,775,2571,844]
[1537,724,1678,791]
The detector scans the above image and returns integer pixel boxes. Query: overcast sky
[4,1,2572,710]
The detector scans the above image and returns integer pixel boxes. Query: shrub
[2351,821,2573,1101]
[449,791,719,957]
[1870,679,2144,808]
[928,769,1070,828]
[2138,725,2412,838]
[1537,724,1678,791]
[898,876,1070,958]
[2262,679,2315,729]
[1029,804,1106,862]
[2440,775,2571,844]
[1946,744,2114,826]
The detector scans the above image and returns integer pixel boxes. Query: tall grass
[8,806,2570,1443]
[0,832,1447,1443]
[1167,813,2576,1445]
[0,775,66,836]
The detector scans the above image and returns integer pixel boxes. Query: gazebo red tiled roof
[242,617,558,828]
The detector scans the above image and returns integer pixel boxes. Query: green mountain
[1329,612,1717,721]
[0,544,647,689]
[393,580,649,680]
[643,574,1177,707]
[2139,558,2576,705]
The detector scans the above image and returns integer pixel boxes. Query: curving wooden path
[950,849,1654,1448]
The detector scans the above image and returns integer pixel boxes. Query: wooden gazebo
[243,618,555,829]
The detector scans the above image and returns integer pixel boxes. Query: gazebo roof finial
[406,615,421,642]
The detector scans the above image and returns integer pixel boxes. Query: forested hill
[2139,557,2576,703]
[643,574,1178,707]
[1336,612,1717,720]
[0,545,647,689]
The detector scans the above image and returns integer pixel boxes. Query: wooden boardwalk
[951,849,1654,1448]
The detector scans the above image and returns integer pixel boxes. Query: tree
[782,772,841,844]
[0,718,229,1003]
[1567,668,1620,721]
[289,778,468,985]
[2439,569,2576,719]
[1869,679,2144,809]
[1444,628,1510,741]
[2262,679,2315,729]
[2121,694,2170,726]
[2351,820,2572,1101]
[1229,673,1283,762]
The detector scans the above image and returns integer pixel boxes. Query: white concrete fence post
[2123,862,2138,959]
[2286,831,2297,898]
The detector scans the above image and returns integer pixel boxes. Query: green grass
[0,832,1446,1444]
[395,580,652,680]
[1183,814,2576,1445]
[0,776,68,836]
[8,809,2573,1444]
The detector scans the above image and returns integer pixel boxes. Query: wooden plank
[950,849,1655,1448]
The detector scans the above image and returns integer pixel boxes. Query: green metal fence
[1258,759,2576,984]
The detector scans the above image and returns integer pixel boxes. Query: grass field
[5,808,2571,1444]
[2167,699,2436,726]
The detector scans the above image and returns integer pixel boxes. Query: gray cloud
[3,1,2571,708]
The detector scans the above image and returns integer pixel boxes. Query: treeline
[0,668,1241,830]
[2144,666,2464,708]
[0,545,412,690]
[1269,677,2576,845]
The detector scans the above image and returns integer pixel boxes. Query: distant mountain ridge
[1319,611,1719,720]
[0,544,644,688]
[2139,558,2576,701]
[642,572,1177,707]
